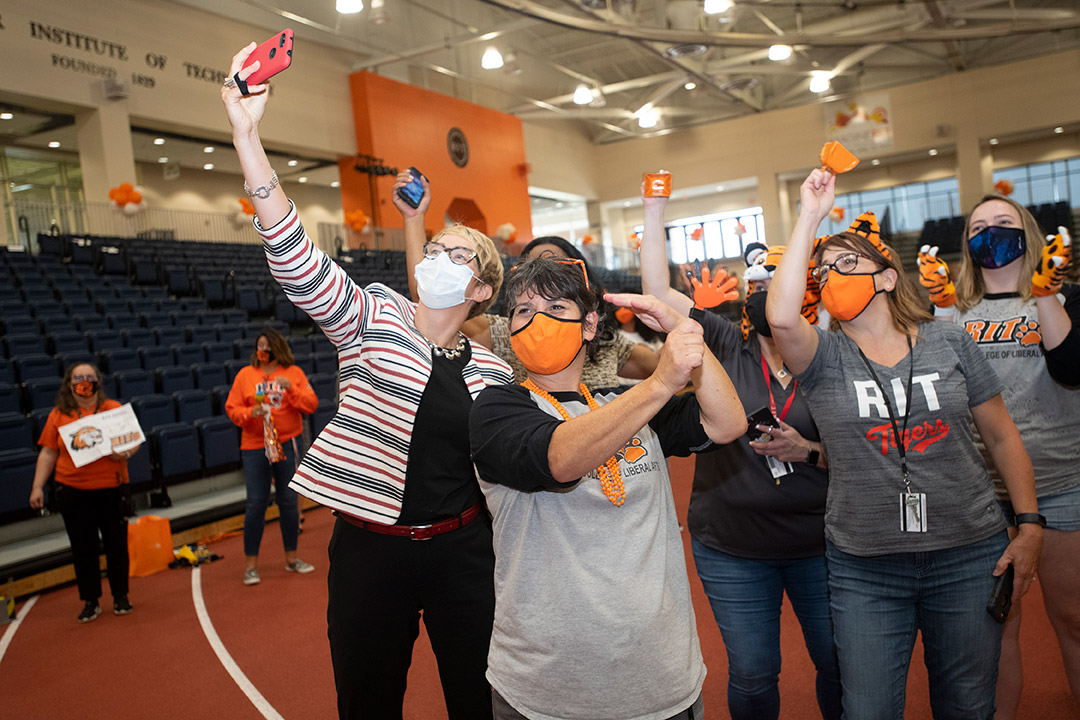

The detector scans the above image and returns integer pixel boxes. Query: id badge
[900,492,928,532]
[766,455,793,483]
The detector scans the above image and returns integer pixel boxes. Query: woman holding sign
[29,362,137,623]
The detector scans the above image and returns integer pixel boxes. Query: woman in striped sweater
[222,44,513,719]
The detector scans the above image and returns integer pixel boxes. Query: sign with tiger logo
[59,403,144,468]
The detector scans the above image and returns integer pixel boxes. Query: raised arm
[391,170,431,302]
[640,181,694,315]
[767,170,833,374]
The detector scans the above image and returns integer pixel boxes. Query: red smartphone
[242,29,294,85]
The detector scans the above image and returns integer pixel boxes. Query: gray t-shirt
[470,385,708,720]
[797,322,1006,556]
[953,292,1080,499]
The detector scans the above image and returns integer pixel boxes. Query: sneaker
[285,559,315,574]
[113,596,133,615]
[243,568,261,586]
[77,601,101,624]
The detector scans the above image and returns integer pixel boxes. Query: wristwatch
[1014,512,1047,528]
[805,446,820,466]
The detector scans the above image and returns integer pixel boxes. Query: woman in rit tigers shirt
[225,327,318,586]
[29,362,137,624]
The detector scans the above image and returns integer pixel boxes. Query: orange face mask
[256,350,272,364]
[820,271,883,322]
[510,312,584,375]
[73,380,99,397]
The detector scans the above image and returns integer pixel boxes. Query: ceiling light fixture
[768,44,792,61]
[369,0,390,24]
[158,157,168,163]
[298,176,308,183]
[871,159,881,166]
[1054,126,1064,134]
[153,137,165,145]
[573,84,593,105]
[809,72,830,93]
[203,146,214,153]
[331,181,340,188]
[204,163,214,170]
[638,107,661,129]
[704,0,734,14]
[928,148,938,156]
[288,160,299,167]
[336,0,363,13]
[481,47,504,70]
[684,81,697,90]
[0,112,13,120]
[48,141,61,148]
[989,138,999,145]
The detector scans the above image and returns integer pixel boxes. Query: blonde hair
[431,224,503,318]
[955,194,1044,312]
[816,232,933,334]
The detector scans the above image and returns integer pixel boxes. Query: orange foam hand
[688,265,739,310]
[1032,227,1072,297]
[820,141,860,174]
[917,245,956,308]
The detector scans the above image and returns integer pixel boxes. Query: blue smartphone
[397,167,427,209]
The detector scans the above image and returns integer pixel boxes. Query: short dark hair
[504,258,603,360]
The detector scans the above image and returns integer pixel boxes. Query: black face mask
[744,291,771,337]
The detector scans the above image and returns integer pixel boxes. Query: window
[822,179,960,236]
[645,206,765,264]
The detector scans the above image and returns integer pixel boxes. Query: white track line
[0,595,39,666]
[191,565,285,720]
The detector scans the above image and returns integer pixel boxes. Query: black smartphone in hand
[987,565,1014,624]
[746,407,778,443]
[397,167,427,209]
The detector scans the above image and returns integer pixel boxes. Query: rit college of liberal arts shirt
[796,322,1007,556]
[470,385,713,720]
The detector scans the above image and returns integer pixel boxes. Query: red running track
[1,455,1076,719]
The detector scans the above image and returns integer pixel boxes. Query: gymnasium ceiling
[168,0,1080,144]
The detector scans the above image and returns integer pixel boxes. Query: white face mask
[413,252,477,309]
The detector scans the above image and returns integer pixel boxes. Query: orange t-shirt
[38,400,129,490]
[225,364,320,450]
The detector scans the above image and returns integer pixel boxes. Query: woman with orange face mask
[766,167,1041,718]
[29,362,137,624]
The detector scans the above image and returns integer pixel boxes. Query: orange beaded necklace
[522,378,626,507]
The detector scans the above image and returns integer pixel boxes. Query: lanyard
[854,335,914,491]
[760,354,796,422]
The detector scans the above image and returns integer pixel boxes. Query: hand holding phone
[396,167,428,209]
[746,407,778,443]
[987,565,1014,624]
[231,30,293,94]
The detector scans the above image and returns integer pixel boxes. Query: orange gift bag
[128,515,174,577]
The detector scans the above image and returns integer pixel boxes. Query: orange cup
[643,172,672,197]
[820,141,860,174]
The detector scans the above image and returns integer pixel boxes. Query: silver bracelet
[244,170,279,199]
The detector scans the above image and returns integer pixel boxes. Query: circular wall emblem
[447,127,469,168]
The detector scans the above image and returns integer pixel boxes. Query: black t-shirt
[398,343,481,524]
[1044,283,1080,386]
[688,312,829,560]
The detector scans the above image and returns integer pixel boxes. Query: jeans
[57,484,129,602]
[825,531,1009,720]
[242,436,302,557]
[691,537,842,720]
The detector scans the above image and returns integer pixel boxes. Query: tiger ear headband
[846,211,891,261]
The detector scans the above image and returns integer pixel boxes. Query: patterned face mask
[967,226,1027,269]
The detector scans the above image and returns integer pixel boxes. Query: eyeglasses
[72,374,97,383]
[510,257,589,290]
[423,242,478,266]
[811,252,871,283]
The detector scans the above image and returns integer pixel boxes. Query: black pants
[327,515,496,720]
[57,484,129,603]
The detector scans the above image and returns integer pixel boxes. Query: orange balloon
[690,227,704,242]
[582,234,595,245]
[129,191,142,205]
[119,182,134,193]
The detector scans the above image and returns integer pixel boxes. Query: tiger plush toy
[1032,226,1073,297]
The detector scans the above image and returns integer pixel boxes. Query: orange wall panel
[339,71,532,244]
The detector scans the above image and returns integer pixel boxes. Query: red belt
[337,503,481,541]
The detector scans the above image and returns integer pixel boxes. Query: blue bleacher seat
[0,358,13,384]
[223,359,248,383]
[2,315,39,335]
[154,326,184,346]
[0,412,34,452]
[173,388,213,423]
[140,311,173,328]
[288,335,315,355]
[24,377,63,411]
[210,384,232,415]
[230,338,250,360]
[138,345,173,370]
[313,351,338,375]
[311,399,335,437]
[171,312,199,329]
[310,334,335,355]
[37,315,77,335]
[150,422,200,478]
[191,362,227,390]
[98,348,141,373]
[202,341,233,363]
[194,416,240,470]
[97,298,130,315]
[275,297,303,324]
[87,329,124,352]
[132,261,159,285]
[70,243,94,265]
[166,266,192,296]
[156,366,193,394]
[13,354,59,382]
[73,314,108,332]
[107,312,138,330]
[199,276,226,305]
[4,333,46,358]
[131,393,175,431]
[291,352,313,374]
[47,331,89,354]
[100,250,127,276]
[307,372,336,403]
[38,234,64,256]
[30,406,52,439]
[197,310,225,326]
[222,309,247,325]
[182,298,208,312]
[0,382,20,414]
[121,327,155,348]
[171,343,203,367]
[113,369,155,400]
[127,442,153,486]
[186,325,218,345]
[0,448,38,515]
[56,352,96,375]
